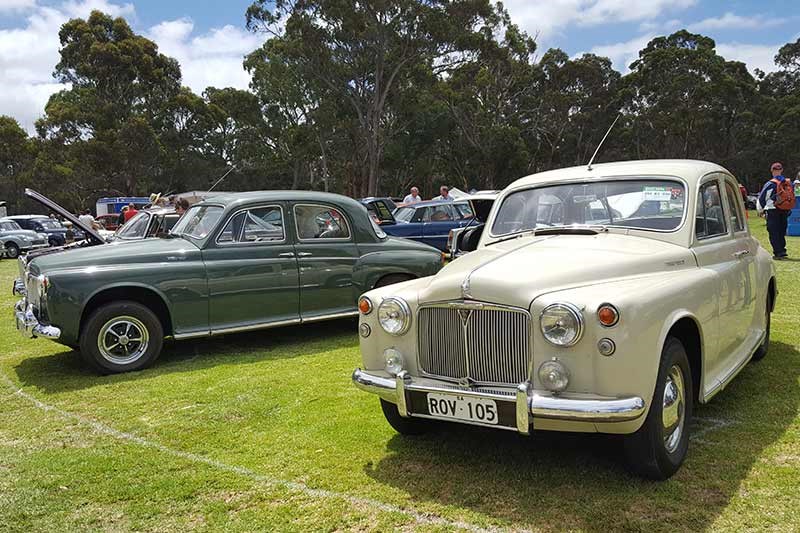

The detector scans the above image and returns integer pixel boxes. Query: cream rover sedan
[352,160,776,479]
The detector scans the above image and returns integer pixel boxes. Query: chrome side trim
[703,329,766,403]
[301,310,359,323]
[174,310,359,340]
[208,318,302,336]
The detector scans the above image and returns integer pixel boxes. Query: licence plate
[426,393,498,425]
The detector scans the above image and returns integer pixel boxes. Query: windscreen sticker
[573,194,597,203]
[643,186,673,202]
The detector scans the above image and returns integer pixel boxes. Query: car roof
[6,214,50,219]
[197,190,357,207]
[507,159,730,190]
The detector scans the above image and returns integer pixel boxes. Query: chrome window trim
[694,177,730,242]
[293,203,353,243]
[488,175,690,239]
[214,204,287,247]
[722,176,747,235]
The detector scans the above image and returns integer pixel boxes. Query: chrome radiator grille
[418,304,531,385]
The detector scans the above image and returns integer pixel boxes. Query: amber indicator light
[597,305,619,327]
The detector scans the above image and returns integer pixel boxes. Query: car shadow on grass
[12,318,359,394]
[364,341,800,532]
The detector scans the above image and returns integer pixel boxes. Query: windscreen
[491,179,686,236]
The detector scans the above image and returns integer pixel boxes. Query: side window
[294,204,351,240]
[454,202,474,219]
[242,206,284,242]
[426,205,454,222]
[724,181,745,232]
[695,182,728,239]
[217,212,246,243]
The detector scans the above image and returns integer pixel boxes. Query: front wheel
[380,399,430,435]
[79,301,164,374]
[5,243,20,259]
[624,336,693,480]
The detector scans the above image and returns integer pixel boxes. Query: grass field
[1,216,798,532]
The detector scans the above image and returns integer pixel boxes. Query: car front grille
[418,303,531,385]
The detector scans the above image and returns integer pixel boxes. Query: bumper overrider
[352,368,645,434]
[13,298,61,340]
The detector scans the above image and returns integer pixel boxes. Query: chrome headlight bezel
[539,302,584,347]
[377,297,411,336]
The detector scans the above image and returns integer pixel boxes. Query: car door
[204,203,300,332]
[422,204,469,250]
[384,206,424,241]
[721,176,759,351]
[292,202,360,319]
[692,176,748,391]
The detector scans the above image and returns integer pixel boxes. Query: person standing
[432,185,452,201]
[175,197,190,215]
[123,203,139,222]
[758,162,795,260]
[402,186,422,205]
[78,209,95,228]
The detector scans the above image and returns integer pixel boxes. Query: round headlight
[538,359,570,393]
[384,348,404,376]
[378,297,411,336]
[540,303,584,346]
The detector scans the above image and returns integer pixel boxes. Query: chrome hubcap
[662,364,686,454]
[97,316,149,365]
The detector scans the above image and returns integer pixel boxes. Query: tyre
[751,293,772,362]
[624,336,693,480]
[374,274,414,289]
[5,242,20,259]
[79,301,164,374]
[380,399,430,435]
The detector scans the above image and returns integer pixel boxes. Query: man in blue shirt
[758,162,790,259]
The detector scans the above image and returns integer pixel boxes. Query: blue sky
[1,0,798,133]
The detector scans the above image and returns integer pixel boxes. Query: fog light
[597,338,616,356]
[538,359,570,393]
[384,348,404,376]
[359,323,371,338]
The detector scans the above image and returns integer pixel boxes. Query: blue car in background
[383,199,474,251]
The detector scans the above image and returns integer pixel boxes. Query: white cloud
[716,42,779,73]
[590,34,654,73]
[688,12,783,32]
[502,0,696,40]
[0,0,36,13]
[0,1,260,134]
[145,19,261,95]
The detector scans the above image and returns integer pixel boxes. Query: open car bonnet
[24,188,106,246]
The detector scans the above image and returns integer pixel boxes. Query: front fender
[353,247,441,293]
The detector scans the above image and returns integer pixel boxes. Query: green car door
[291,202,360,319]
[203,203,301,332]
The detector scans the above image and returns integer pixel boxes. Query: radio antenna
[587,114,621,171]
[208,165,237,192]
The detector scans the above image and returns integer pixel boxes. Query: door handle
[732,250,750,259]
[278,252,295,258]
[297,252,313,257]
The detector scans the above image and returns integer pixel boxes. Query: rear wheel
[5,243,19,259]
[380,399,430,435]
[624,336,693,480]
[80,301,163,374]
[752,292,772,362]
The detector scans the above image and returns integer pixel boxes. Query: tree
[245,0,499,196]
[0,116,34,212]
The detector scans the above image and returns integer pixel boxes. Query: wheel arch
[81,284,173,337]
[768,276,777,312]
[662,313,703,405]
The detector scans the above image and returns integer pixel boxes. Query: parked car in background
[385,199,475,251]
[14,191,443,374]
[6,215,76,246]
[0,218,49,258]
[446,192,498,259]
[353,159,775,480]
[110,207,181,241]
[359,197,397,225]
[745,194,758,210]
[96,213,120,231]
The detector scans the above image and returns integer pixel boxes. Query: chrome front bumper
[352,368,646,434]
[14,299,61,340]
[12,278,26,296]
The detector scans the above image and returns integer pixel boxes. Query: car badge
[458,309,472,325]
[461,276,472,299]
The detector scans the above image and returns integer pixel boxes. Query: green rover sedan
[14,190,443,374]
